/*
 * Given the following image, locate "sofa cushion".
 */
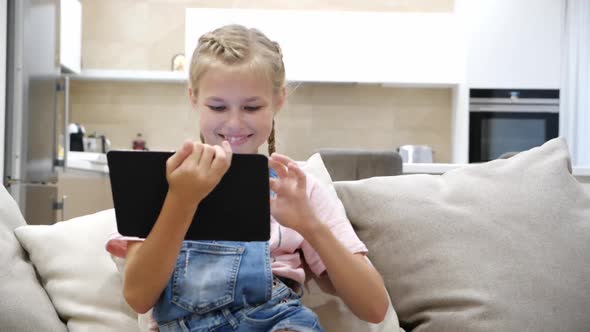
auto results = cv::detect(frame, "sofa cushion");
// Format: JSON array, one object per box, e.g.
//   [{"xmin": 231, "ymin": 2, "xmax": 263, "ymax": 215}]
[
  {"xmin": 14, "ymin": 209, "xmax": 138, "ymax": 332},
  {"xmin": 334, "ymin": 137, "xmax": 590, "ymax": 332},
  {"xmin": 0, "ymin": 185, "xmax": 67, "ymax": 331},
  {"xmin": 300, "ymin": 153, "xmax": 402, "ymax": 332}
]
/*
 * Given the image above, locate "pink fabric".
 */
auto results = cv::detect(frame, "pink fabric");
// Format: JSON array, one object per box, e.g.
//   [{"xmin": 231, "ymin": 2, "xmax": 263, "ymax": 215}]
[{"xmin": 105, "ymin": 172, "xmax": 368, "ymax": 286}]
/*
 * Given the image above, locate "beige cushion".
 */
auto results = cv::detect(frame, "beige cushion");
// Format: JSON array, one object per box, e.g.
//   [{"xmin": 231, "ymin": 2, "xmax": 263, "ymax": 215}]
[
  {"xmin": 0, "ymin": 185, "xmax": 67, "ymax": 331},
  {"xmin": 300, "ymin": 153, "xmax": 402, "ymax": 332},
  {"xmin": 334, "ymin": 137, "xmax": 590, "ymax": 331},
  {"xmin": 14, "ymin": 209, "xmax": 139, "ymax": 332}
]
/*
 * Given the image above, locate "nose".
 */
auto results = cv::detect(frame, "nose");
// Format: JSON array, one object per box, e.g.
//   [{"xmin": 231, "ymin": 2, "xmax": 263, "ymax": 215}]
[{"xmin": 225, "ymin": 109, "xmax": 244, "ymax": 130}]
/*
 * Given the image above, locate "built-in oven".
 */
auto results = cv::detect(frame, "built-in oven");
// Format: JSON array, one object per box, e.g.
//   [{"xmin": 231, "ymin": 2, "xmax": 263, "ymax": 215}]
[{"xmin": 469, "ymin": 89, "xmax": 559, "ymax": 163}]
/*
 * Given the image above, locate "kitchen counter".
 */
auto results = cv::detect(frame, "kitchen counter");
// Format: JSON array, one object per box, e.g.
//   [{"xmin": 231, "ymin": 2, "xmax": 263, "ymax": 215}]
[{"xmin": 65, "ymin": 151, "xmax": 108, "ymax": 174}]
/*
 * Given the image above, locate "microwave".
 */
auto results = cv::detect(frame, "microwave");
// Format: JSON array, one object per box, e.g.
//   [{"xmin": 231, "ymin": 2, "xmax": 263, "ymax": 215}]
[{"xmin": 469, "ymin": 89, "xmax": 559, "ymax": 163}]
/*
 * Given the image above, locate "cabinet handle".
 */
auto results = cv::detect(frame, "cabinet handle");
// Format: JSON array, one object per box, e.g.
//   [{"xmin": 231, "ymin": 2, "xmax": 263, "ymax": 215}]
[
  {"xmin": 64, "ymin": 76, "xmax": 70, "ymax": 171},
  {"xmin": 52, "ymin": 195, "xmax": 67, "ymax": 221},
  {"xmin": 61, "ymin": 195, "xmax": 67, "ymax": 221}
]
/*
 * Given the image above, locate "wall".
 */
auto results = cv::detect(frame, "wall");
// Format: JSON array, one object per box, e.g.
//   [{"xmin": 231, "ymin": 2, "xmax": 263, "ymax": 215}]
[{"xmin": 74, "ymin": 0, "xmax": 454, "ymax": 162}]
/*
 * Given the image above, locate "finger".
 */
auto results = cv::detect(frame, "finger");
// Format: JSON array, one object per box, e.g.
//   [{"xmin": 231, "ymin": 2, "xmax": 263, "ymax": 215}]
[
  {"xmin": 210, "ymin": 144, "xmax": 230, "ymax": 175},
  {"xmin": 166, "ymin": 140, "xmax": 193, "ymax": 171},
  {"xmin": 186, "ymin": 142, "xmax": 204, "ymax": 165},
  {"xmin": 269, "ymin": 177, "xmax": 283, "ymax": 195},
  {"xmin": 288, "ymin": 162, "xmax": 307, "ymax": 190},
  {"xmin": 269, "ymin": 196, "xmax": 277, "ymax": 217},
  {"xmin": 199, "ymin": 145, "xmax": 216, "ymax": 168},
  {"xmin": 269, "ymin": 159, "xmax": 288, "ymax": 179},
  {"xmin": 270, "ymin": 153, "xmax": 296, "ymax": 167},
  {"xmin": 222, "ymin": 141, "xmax": 233, "ymax": 165}
]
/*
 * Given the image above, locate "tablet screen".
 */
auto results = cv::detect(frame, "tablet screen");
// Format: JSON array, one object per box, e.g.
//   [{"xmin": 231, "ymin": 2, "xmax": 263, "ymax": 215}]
[{"xmin": 107, "ymin": 151, "xmax": 270, "ymax": 241}]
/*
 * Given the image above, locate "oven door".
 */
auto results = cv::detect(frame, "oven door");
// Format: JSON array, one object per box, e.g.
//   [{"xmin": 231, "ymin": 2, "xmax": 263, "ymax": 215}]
[{"xmin": 469, "ymin": 112, "xmax": 559, "ymax": 163}]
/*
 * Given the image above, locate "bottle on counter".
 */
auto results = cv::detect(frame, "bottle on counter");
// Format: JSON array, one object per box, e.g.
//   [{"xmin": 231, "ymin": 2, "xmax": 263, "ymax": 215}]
[{"xmin": 132, "ymin": 133, "xmax": 148, "ymax": 151}]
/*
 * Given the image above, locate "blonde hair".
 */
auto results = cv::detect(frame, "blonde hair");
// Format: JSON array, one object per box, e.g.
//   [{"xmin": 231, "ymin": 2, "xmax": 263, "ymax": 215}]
[{"xmin": 190, "ymin": 24, "xmax": 286, "ymax": 155}]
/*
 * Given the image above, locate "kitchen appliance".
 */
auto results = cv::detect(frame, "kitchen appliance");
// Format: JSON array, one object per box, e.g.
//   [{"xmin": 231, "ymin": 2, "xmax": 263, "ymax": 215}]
[
  {"xmin": 84, "ymin": 133, "xmax": 111, "ymax": 153},
  {"xmin": 68, "ymin": 123, "xmax": 85, "ymax": 151},
  {"xmin": 397, "ymin": 145, "xmax": 434, "ymax": 163},
  {"xmin": 4, "ymin": 0, "xmax": 63, "ymax": 224},
  {"xmin": 469, "ymin": 89, "xmax": 559, "ymax": 163}
]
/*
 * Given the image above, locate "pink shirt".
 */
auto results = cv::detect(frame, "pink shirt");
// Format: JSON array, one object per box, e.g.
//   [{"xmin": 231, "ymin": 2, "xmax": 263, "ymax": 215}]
[{"xmin": 105, "ymin": 172, "xmax": 368, "ymax": 286}]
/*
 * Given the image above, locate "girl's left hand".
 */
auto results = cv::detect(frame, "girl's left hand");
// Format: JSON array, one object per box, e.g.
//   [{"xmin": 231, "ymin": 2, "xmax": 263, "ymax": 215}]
[{"xmin": 268, "ymin": 153, "xmax": 318, "ymax": 234}]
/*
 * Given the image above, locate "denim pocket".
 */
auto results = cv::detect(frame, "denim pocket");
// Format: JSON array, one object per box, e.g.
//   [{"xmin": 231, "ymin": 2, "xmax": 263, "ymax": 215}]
[{"xmin": 171, "ymin": 242, "xmax": 244, "ymax": 314}]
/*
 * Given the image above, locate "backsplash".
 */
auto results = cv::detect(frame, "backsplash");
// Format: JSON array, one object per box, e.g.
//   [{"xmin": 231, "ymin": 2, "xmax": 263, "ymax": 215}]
[{"xmin": 69, "ymin": 81, "xmax": 452, "ymax": 162}]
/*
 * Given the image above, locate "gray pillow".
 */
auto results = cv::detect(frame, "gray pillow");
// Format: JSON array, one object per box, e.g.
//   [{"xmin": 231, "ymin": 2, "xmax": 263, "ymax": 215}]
[
  {"xmin": 335, "ymin": 138, "xmax": 590, "ymax": 332},
  {"xmin": 0, "ymin": 185, "xmax": 67, "ymax": 331}
]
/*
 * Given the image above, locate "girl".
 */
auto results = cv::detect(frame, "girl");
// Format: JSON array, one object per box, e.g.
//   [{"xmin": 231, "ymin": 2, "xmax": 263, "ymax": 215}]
[{"xmin": 107, "ymin": 24, "xmax": 389, "ymax": 332}]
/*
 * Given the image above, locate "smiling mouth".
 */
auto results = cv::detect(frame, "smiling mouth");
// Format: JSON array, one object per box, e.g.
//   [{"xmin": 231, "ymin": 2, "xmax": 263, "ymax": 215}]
[{"xmin": 218, "ymin": 134, "xmax": 254, "ymax": 145}]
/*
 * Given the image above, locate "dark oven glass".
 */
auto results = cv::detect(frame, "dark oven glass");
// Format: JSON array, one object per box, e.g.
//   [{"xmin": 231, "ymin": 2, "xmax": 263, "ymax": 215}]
[{"xmin": 469, "ymin": 112, "xmax": 559, "ymax": 162}]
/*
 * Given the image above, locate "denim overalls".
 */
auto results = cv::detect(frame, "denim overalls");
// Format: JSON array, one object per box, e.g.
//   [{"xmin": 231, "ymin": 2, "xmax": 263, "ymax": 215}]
[{"xmin": 152, "ymin": 169, "xmax": 325, "ymax": 332}]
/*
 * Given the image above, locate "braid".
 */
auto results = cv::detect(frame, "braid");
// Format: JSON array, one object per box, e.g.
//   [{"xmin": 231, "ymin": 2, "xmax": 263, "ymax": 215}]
[
  {"xmin": 272, "ymin": 41, "xmax": 283, "ymax": 59},
  {"xmin": 268, "ymin": 119, "xmax": 276, "ymax": 155},
  {"xmin": 197, "ymin": 32, "xmax": 246, "ymax": 64}
]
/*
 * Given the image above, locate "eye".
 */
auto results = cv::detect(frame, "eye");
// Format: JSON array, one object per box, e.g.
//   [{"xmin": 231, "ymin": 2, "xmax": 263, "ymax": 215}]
[
  {"xmin": 207, "ymin": 105, "xmax": 226, "ymax": 112},
  {"xmin": 244, "ymin": 106, "xmax": 262, "ymax": 112}
]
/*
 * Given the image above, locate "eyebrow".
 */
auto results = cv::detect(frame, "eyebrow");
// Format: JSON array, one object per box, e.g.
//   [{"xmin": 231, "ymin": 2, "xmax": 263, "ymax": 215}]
[{"xmin": 206, "ymin": 96, "xmax": 264, "ymax": 103}]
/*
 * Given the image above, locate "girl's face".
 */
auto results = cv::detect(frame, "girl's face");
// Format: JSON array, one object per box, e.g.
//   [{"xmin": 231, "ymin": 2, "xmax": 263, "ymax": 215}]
[{"xmin": 190, "ymin": 66, "xmax": 284, "ymax": 154}]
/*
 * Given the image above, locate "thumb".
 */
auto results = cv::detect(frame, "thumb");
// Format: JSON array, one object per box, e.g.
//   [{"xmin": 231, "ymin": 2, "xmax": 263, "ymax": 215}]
[
  {"xmin": 166, "ymin": 140, "xmax": 193, "ymax": 172},
  {"xmin": 221, "ymin": 140, "xmax": 233, "ymax": 164}
]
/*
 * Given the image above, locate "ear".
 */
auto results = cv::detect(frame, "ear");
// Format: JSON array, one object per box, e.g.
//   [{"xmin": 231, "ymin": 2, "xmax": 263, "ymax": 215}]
[
  {"xmin": 188, "ymin": 86, "xmax": 198, "ymax": 108},
  {"xmin": 274, "ymin": 87, "xmax": 286, "ymax": 113}
]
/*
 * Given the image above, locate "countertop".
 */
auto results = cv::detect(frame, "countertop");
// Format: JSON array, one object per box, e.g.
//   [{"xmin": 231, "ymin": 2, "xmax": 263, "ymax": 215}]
[{"xmin": 65, "ymin": 151, "xmax": 109, "ymax": 174}]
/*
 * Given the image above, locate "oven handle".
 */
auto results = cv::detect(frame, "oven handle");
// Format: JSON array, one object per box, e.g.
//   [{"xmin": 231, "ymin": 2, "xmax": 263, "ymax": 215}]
[{"xmin": 469, "ymin": 105, "xmax": 559, "ymax": 113}]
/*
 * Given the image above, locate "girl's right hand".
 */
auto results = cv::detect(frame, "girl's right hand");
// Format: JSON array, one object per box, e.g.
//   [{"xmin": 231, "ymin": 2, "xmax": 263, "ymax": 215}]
[{"xmin": 165, "ymin": 140, "xmax": 233, "ymax": 206}]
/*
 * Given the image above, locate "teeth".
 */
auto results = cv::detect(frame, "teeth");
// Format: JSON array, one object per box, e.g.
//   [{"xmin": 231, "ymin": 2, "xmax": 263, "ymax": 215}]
[{"xmin": 225, "ymin": 136, "xmax": 247, "ymax": 143}]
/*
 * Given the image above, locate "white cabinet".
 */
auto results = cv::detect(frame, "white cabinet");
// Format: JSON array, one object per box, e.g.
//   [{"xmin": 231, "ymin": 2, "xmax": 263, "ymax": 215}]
[
  {"xmin": 60, "ymin": 0, "xmax": 81, "ymax": 73},
  {"xmin": 457, "ymin": 0, "xmax": 564, "ymax": 89},
  {"xmin": 185, "ymin": 9, "xmax": 463, "ymax": 86}
]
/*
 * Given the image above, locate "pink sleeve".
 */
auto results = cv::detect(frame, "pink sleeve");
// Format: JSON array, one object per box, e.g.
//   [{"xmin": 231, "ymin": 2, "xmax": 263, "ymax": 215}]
[
  {"xmin": 105, "ymin": 232, "xmax": 145, "ymax": 258},
  {"xmin": 300, "ymin": 175, "xmax": 368, "ymax": 277}
]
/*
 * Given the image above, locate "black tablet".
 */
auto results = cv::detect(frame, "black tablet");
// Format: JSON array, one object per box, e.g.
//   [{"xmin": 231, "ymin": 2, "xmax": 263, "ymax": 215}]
[{"xmin": 107, "ymin": 150, "xmax": 270, "ymax": 241}]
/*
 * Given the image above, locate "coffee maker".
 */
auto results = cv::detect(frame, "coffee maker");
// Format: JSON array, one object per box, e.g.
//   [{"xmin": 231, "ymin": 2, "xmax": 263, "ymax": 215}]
[{"xmin": 68, "ymin": 123, "xmax": 85, "ymax": 151}]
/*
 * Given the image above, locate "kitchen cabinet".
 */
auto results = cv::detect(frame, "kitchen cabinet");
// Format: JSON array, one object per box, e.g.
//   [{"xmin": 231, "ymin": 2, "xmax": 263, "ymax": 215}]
[
  {"xmin": 56, "ymin": 167, "xmax": 113, "ymax": 222},
  {"xmin": 185, "ymin": 8, "xmax": 463, "ymax": 86},
  {"xmin": 59, "ymin": 0, "xmax": 81, "ymax": 73},
  {"xmin": 457, "ymin": 0, "xmax": 564, "ymax": 89}
]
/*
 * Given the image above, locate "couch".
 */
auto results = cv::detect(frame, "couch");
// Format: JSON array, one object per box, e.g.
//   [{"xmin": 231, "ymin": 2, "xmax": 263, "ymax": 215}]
[{"xmin": 2, "ymin": 137, "xmax": 589, "ymax": 331}]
